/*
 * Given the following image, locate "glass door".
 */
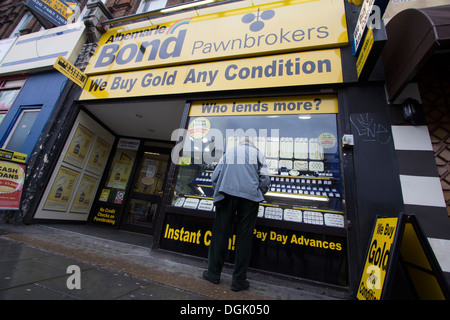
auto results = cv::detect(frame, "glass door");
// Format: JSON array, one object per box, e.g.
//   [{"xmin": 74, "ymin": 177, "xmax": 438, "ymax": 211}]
[{"xmin": 121, "ymin": 146, "xmax": 170, "ymax": 234}]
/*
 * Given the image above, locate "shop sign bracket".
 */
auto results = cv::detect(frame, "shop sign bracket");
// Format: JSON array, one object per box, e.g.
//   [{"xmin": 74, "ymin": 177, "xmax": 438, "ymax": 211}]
[
  {"xmin": 351, "ymin": 0, "xmax": 389, "ymax": 56},
  {"xmin": 355, "ymin": 21, "xmax": 387, "ymax": 81}
]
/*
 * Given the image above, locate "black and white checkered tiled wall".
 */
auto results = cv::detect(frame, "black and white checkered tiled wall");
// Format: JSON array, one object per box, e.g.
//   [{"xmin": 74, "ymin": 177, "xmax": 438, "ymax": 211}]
[{"xmin": 391, "ymin": 84, "xmax": 450, "ymax": 282}]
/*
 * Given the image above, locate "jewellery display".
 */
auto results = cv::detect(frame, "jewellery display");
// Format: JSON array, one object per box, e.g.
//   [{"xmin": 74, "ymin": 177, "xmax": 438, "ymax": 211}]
[{"xmin": 171, "ymin": 112, "xmax": 344, "ymax": 228}]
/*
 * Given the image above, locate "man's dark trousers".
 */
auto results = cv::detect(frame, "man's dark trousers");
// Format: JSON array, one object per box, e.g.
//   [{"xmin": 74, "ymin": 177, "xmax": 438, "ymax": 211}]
[{"xmin": 207, "ymin": 194, "xmax": 259, "ymax": 285}]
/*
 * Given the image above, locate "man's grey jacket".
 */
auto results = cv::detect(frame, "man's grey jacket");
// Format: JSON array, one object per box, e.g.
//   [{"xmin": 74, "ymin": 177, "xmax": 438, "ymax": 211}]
[{"xmin": 211, "ymin": 141, "xmax": 270, "ymax": 204}]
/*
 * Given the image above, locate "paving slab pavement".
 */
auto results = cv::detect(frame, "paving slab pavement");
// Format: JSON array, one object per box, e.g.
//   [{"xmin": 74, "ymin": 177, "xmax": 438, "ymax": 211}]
[
  {"xmin": 0, "ymin": 223, "xmax": 349, "ymax": 301},
  {"xmin": 0, "ymin": 236, "xmax": 208, "ymax": 300}
]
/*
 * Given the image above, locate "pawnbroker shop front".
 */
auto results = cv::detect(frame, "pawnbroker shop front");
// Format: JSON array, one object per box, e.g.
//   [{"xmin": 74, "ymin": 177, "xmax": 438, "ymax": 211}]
[{"xmin": 30, "ymin": 0, "xmax": 410, "ymax": 295}]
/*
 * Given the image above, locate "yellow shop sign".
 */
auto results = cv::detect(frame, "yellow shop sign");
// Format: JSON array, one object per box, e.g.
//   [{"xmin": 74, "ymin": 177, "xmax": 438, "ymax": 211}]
[
  {"xmin": 84, "ymin": 0, "xmax": 347, "ymax": 75},
  {"xmin": 80, "ymin": 49, "xmax": 342, "ymax": 100},
  {"xmin": 189, "ymin": 95, "xmax": 338, "ymax": 116}
]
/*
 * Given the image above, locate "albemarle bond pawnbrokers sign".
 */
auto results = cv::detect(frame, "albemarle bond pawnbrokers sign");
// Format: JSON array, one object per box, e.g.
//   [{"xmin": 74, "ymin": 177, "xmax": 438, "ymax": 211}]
[{"xmin": 84, "ymin": 0, "xmax": 348, "ymax": 75}]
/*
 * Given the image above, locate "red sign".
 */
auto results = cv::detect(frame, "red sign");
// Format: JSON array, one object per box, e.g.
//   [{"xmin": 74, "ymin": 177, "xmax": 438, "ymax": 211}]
[
  {"xmin": 0, "ymin": 161, "xmax": 26, "ymax": 210},
  {"xmin": 114, "ymin": 191, "xmax": 125, "ymax": 204}
]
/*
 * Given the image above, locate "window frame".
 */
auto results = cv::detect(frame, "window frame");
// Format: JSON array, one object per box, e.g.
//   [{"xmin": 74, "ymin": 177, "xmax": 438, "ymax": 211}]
[
  {"xmin": 9, "ymin": 12, "xmax": 34, "ymax": 38},
  {"xmin": 136, "ymin": 0, "xmax": 168, "ymax": 14},
  {"xmin": 2, "ymin": 106, "xmax": 41, "ymax": 152},
  {"xmin": 0, "ymin": 76, "xmax": 27, "ymax": 120}
]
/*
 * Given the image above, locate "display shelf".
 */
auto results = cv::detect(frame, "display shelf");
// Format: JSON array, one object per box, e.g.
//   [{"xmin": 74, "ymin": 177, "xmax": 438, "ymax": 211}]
[
  {"xmin": 170, "ymin": 112, "xmax": 346, "ymax": 233},
  {"xmin": 165, "ymin": 205, "xmax": 347, "ymax": 237}
]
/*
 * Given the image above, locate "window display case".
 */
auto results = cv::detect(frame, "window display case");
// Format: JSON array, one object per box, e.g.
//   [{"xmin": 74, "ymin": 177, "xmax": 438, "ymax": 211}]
[{"xmin": 170, "ymin": 96, "xmax": 345, "ymax": 229}]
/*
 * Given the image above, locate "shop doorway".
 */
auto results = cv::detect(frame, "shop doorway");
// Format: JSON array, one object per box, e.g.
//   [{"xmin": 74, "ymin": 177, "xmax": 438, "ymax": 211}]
[
  {"xmin": 83, "ymin": 99, "xmax": 186, "ymax": 234},
  {"xmin": 120, "ymin": 144, "xmax": 171, "ymax": 234}
]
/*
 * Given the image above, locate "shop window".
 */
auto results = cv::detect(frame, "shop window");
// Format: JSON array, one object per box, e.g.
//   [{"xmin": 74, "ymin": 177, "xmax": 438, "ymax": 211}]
[
  {"xmin": 0, "ymin": 113, "xmax": 6, "ymax": 126},
  {"xmin": 100, "ymin": 141, "xmax": 138, "ymax": 203},
  {"xmin": 171, "ymin": 97, "xmax": 344, "ymax": 228},
  {"xmin": 0, "ymin": 78, "xmax": 27, "ymax": 115},
  {"xmin": 0, "ymin": 91, "xmax": 19, "ymax": 112},
  {"xmin": 136, "ymin": 0, "xmax": 168, "ymax": 13},
  {"xmin": 34, "ymin": 111, "xmax": 115, "ymax": 222},
  {"xmin": 3, "ymin": 108, "xmax": 40, "ymax": 152},
  {"xmin": 123, "ymin": 148, "xmax": 171, "ymax": 229},
  {"xmin": 9, "ymin": 12, "xmax": 34, "ymax": 38}
]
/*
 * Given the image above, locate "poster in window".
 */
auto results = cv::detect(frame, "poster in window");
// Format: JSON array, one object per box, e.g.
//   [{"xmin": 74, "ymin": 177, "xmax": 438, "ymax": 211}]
[
  {"xmin": 70, "ymin": 174, "xmax": 98, "ymax": 214},
  {"xmin": 106, "ymin": 160, "xmax": 133, "ymax": 189},
  {"xmin": 86, "ymin": 137, "xmax": 111, "ymax": 175},
  {"xmin": 0, "ymin": 160, "xmax": 26, "ymax": 210},
  {"xmin": 64, "ymin": 124, "xmax": 94, "ymax": 168},
  {"xmin": 0, "ymin": 89, "xmax": 21, "ymax": 111},
  {"xmin": 43, "ymin": 166, "xmax": 79, "ymax": 211}
]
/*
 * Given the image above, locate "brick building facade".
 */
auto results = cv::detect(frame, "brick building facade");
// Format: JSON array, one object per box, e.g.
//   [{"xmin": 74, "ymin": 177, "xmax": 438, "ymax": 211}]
[{"xmin": 0, "ymin": 0, "xmax": 193, "ymax": 40}]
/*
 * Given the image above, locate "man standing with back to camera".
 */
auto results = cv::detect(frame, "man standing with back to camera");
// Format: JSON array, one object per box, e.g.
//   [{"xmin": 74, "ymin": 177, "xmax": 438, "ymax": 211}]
[{"xmin": 203, "ymin": 137, "xmax": 270, "ymax": 291}]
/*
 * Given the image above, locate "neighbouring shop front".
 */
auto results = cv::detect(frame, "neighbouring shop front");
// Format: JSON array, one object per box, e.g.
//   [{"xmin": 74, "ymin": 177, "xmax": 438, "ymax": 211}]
[
  {"xmin": 0, "ymin": 21, "xmax": 87, "ymax": 222},
  {"xmin": 24, "ymin": 0, "xmax": 450, "ymax": 294},
  {"xmin": 0, "ymin": 22, "xmax": 86, "ymax": 157}
]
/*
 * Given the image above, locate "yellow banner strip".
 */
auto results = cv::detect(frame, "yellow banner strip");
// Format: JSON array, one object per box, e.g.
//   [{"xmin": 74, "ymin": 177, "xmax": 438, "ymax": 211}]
[{"xmin": 81, "ymin": 49, "xmax": 342, "ymax": 100}]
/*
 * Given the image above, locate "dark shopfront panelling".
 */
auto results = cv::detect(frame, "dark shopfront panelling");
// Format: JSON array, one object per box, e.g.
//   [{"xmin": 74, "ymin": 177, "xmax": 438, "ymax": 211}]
[
  {"xmin": 344, "ymin": 85, "xmax": 404, "ymax": 245},
  {"xmin": 340, "ymin": 84, "xmax": 404, "ymax": 289},
  {"xmin": 160, "ymin": 210, "xmax": 347, "ymax": 286}
]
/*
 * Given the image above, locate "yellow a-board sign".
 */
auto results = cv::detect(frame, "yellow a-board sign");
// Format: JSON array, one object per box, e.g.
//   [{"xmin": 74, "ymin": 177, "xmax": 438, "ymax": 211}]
[
  {"xmin": 357, "ymin": 214, "xmax": 450, "ymax": 300},
  {"xmin": 357, "ymin": 217, "xmax": 398, "ymax": 300},
  {"xmin": 399, "ymin": 216, "xmax": 449, "ymax": 300}
]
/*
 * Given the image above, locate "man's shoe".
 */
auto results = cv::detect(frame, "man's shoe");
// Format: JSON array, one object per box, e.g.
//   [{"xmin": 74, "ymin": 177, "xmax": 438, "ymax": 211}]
[
  {"xmin": 231, "ymin": 280, "xmax": 250, "ymax": 292},
  {"xmin": 203, "ymin": 270, "xmax": 219, "ymax": 284}
]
